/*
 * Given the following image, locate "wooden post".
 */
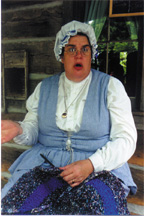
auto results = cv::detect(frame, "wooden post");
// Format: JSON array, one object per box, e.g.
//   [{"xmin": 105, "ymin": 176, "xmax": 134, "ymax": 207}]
[
  {"xmin": 135, "ymin": 16, "xmax": 144, "ymax": 111},
  {"xmin": 140, "ymin": 39, "xmax": 144, "ymax": 111}
]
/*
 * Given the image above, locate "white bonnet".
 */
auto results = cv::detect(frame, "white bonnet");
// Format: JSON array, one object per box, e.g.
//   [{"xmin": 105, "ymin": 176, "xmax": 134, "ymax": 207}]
[{"xmin": 54, "ymin": 20, "xmax": 98, "ymax": 62}]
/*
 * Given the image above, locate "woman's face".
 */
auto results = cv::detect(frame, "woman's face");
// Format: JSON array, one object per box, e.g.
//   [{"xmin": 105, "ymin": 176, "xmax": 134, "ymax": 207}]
[{"xmin": 61, "ymin": 35, "xmax": 91, "ymax": 82}]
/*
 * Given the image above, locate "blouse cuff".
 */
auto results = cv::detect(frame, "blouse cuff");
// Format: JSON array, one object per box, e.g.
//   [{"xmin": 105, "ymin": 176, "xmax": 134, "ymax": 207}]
[
  {"xmin": 13, "ymin": 121, "xmax": 32, "ymax": 145},
  {"xmin": 89, "ymin": 151, "xmax": 104, "ymax": 172}
]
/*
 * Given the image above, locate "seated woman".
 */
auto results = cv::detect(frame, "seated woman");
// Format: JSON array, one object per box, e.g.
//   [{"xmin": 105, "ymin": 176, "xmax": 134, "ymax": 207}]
[{"xmin": 1, "ymin": 20, "xmax": 137, "ymax": 215}]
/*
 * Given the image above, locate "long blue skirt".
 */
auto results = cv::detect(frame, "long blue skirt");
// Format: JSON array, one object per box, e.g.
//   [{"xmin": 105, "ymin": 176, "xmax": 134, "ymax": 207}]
[{"xmin": 1, "ymin": 167, "xmax": 130, "ymax": 215}]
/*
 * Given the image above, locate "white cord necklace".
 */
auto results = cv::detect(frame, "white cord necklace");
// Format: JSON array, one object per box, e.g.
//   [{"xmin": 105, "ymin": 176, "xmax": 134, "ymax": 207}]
[{"xmin": 62, "ymin": 78, "xmax": 89, "ymax": 118}]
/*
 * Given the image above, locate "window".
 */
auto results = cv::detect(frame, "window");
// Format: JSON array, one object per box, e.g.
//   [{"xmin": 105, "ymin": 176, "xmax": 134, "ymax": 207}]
[{"xmin": 90, "ymin": 16, "xmax": 139, "ymax": 98}]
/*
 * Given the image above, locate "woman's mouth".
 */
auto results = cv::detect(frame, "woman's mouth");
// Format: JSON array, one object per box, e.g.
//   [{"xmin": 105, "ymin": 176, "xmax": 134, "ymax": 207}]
[{"xmin": 74, "ymin": 63, "xmax": 83, "ymax": 70}]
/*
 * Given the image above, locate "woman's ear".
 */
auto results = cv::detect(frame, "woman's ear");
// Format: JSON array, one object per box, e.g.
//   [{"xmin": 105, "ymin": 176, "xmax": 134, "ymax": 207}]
[{"xmin": 61, "ymin": 56, "xmax": 64, "ymax": 64}]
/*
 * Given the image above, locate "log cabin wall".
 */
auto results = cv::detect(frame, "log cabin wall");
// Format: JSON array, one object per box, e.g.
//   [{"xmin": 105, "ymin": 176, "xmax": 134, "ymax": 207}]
[
  {"xmin": 2, "ymin": 0, "xmax": 74, "ymax": 115},
  {"xmin": 1, "ymin": 0, "xmax": 74, "ymax": 193}
]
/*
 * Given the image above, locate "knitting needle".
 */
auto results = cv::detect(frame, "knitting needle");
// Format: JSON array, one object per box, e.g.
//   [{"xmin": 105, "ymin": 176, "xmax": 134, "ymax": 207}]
[{"xmin": 40, "ymin": 154, "xmax": 55, "ymax": 168}]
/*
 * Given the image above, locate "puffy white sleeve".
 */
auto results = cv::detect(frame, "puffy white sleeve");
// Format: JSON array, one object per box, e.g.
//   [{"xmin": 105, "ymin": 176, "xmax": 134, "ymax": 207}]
[
  {"xmin": 13, "ymin": 82, "xmax": 42, "ymax": 146},
  {"xmin": 89, "ymin": 77, "xmax": 137, "ymax": 172}
]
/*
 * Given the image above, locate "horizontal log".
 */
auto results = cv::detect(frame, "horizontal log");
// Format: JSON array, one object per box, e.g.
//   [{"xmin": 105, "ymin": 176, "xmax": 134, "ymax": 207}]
[
  {"xmin": 2, "ymin": 1, "xmax": 63, "ymax": 13},
  {"xmin": 2, "ymin": 113, "xmax": 26, "ymax": 121},
  {"xmin": 2, "ymin": 145, "xmax": 31, "ymax": 172},
  {"xmin": 2, "ymin": 3, "xmax": 63, "ymax": 39},
  {"xmin": 29, "ymin": 73, "xmax": 51, "ymax": 80},
  {"xmin": 3, "ymin": 50, "xmax": 28, "ymax": 67},
  {"xmin": 2, "ymin": 37, "xmax": 55, "ymax": 44},
  {"xmin": 2, "ymin": 99, "xmax": 27, "ymax": 113},
  {"xmin": 2, "ymin": 40, "xmax": 62, "ymax": 75}
]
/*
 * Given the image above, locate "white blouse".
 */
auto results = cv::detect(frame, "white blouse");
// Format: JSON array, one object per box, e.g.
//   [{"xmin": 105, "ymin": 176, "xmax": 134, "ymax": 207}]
[
  {"xmin": 14, "ymin": 71, "xmax": 137, "ymax": 172},
  {"xmin": 56, "ymin": 72, "xmax": 92, "ymax": 132}
]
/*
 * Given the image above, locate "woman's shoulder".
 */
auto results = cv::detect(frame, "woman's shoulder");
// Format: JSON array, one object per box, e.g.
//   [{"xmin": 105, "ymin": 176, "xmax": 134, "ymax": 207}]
[
  {"xmin": 91, "ymin": 68, "xmax": 111, "ymax": 86},
  {"xmin": 42, "ymin": 72, "xmax": 62, "ymax": 84},
  {"xmin": 91, "ymin": 68, "xmax": 110, "ymax": 78}
]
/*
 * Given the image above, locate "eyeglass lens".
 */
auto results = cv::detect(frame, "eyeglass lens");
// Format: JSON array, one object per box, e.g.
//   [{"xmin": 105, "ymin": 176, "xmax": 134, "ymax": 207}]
[{"xmin": 65, "ymin": 45, "xmax": 91, "ymax": 56}]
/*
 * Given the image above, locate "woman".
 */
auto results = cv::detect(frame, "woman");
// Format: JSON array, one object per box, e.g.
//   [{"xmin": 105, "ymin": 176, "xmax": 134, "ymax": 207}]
[{"xmin": 1, "ymin": 21, "xmax": 137, "ymax": 215}]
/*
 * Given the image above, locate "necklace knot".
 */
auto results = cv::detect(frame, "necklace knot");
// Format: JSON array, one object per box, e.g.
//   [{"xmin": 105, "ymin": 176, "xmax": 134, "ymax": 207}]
[{"xmin": 66, "ymin": 138, "xmax": 72, "ymax": 151}]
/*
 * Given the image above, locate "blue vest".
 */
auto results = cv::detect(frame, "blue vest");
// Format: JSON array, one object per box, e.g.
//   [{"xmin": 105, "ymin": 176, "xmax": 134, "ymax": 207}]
[
  {"xmin": 9, "ymin": 69, "xmax": 136, "ymax": 194},
  {"xmin": 38, "ymin": 70, "xmax": 111, "ymax": 160}
]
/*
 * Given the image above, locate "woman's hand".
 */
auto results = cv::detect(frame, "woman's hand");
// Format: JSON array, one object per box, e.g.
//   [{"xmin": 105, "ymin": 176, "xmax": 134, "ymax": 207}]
[
  {"xmin": 1, "ymin": 120, "xmax": 23, "ymax": 144},
  {"xmin": 59, "ymin": 159, "xmax": 94, "ymax": 187}
]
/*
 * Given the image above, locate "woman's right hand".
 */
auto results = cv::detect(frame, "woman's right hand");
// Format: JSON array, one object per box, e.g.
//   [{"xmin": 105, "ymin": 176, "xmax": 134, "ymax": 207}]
[{"xmin": 1, "ymin": 120, "xmax": 23, "ymax": 144}]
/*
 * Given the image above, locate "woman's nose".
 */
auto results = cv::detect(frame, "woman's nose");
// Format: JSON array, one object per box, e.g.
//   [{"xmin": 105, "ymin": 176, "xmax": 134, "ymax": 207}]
[{"xmin": 75, "ymin": 50, "xmax": 82, "ymax": 57}]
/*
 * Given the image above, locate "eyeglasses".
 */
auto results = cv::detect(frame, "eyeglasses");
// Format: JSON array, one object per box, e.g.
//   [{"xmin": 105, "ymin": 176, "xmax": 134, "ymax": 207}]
[{"xmin": 64, "ymin": 45, "xmax": 91, "ymax": 57}]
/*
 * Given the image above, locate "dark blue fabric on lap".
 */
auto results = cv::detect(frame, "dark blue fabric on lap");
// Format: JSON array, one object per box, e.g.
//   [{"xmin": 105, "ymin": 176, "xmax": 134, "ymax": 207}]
[
  {"xmin": 18, "ymin": 177, "xmax": 66, "ymax": 213},
  {"xmin": 1, "ymin": 167, "xmax": 130, "ymax": 215},
  {"xmin": 86, "ymin": 179, "xmax": 118, "ymax": 215}
]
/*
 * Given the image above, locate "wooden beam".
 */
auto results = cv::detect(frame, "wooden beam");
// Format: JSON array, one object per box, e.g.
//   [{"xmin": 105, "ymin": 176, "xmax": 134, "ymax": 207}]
[{"xmin": 2, "ymin": 0, "xmax": 63, "ymax": 13}]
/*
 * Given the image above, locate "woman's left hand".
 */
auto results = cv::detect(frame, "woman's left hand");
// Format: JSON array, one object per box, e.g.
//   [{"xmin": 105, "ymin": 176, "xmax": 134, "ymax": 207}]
[{"xmin": 59, "ymin": 159, "xmax": 94, "ymax": 187}]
